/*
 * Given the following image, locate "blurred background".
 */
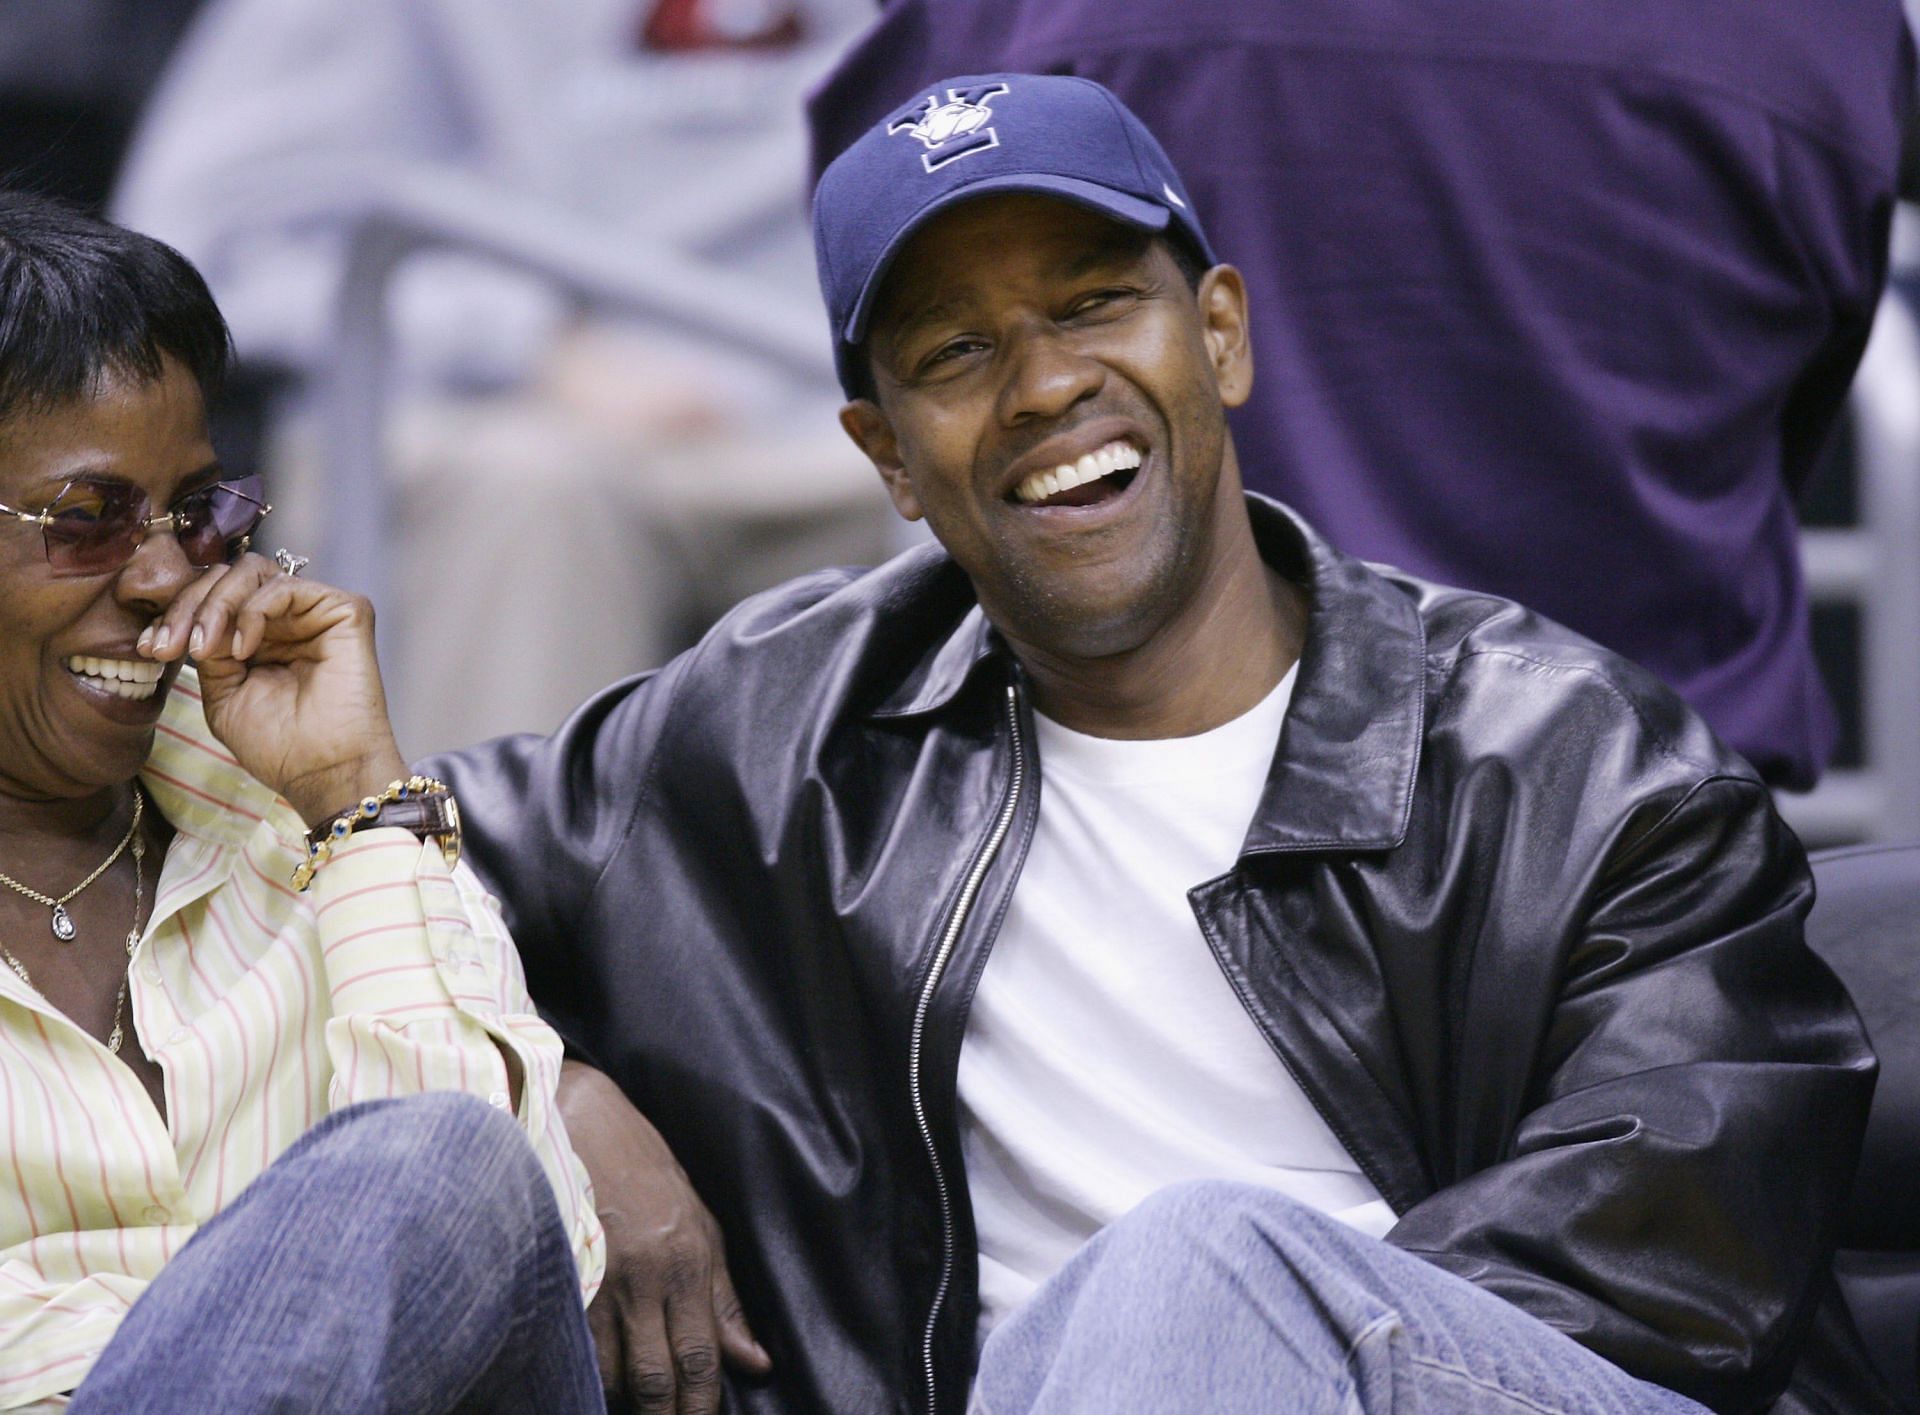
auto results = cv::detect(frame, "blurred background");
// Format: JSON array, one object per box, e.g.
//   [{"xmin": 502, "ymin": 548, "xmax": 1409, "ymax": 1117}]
[{"xmin": 3, "ymin": 0, "xmax": 1917, "ymax": 847}]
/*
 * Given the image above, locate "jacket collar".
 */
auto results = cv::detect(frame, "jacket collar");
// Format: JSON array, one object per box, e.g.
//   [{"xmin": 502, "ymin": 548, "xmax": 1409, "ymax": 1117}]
[
  {"xmin": 870, "ymin": 495, "xmax": 1426, "ymax": 853},
  {"xmin": 869, "ymin": 566, "xmax": 1001, "ymax": 720},
  {"xmin": 1241, "ymin": 495, "xmax": 1425, "ymax": 854}
]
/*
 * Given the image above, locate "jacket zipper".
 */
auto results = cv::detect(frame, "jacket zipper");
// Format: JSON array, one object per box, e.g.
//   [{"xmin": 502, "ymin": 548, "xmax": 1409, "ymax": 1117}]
[{"xmin": 909, "ymin": 683, "xmax": 1026, "ymax": 1415}]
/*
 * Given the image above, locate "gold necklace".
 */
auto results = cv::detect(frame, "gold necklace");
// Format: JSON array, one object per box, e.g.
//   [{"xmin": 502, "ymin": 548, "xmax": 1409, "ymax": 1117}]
[
  {"xmin": 0, "ymin": 787, "xmax": 144, "ymax": 941},
  {"xmin": 0, "ymin": 795, "xmax": 145, "ymax": 1055}
]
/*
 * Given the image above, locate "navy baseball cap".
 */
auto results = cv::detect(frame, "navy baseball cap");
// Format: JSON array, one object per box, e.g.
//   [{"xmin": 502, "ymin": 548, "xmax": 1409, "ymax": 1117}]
[{"xmin": 813, "ymin": 73, "xmax": 1217, "ymax": 397}]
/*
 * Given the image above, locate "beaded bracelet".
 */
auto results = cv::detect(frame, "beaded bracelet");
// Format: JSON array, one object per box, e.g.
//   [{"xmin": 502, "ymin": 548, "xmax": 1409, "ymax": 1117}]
[{"xmin": 290, "ymin": 775, "xmax": 458, "ymax": 891}]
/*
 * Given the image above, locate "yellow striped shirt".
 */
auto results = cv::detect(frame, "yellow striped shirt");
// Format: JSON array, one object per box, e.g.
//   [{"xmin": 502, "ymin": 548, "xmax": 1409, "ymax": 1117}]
[{"xmin": 0, "ymin": 672, "xmax": 603, "ymax": 1409}]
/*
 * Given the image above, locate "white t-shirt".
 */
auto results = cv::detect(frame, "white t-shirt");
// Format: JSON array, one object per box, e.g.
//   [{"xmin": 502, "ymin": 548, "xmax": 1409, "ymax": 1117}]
[{"xmin": 957, "ymin": 664, "xmax": 1396, "ymax": 1337}]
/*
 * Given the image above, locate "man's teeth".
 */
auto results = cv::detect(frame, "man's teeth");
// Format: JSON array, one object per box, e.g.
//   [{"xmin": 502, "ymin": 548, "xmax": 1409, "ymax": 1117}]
[
  {"xmin": 1012, "ymin": 440, "xmax": 1143, "ymax": 505},
  {"xmin": 64, "ymin": 656, "xmax": 163, "ymax": 700}
]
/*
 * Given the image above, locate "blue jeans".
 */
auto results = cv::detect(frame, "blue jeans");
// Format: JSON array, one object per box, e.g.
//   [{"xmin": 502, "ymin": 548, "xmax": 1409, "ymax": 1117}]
[
  {"xmin": 70, "ymin": 1093, "xmax": 603, "ymax": 1414},
  {"xmin": 971, "ymin": 1181, "xmax": 1712, "ymax": 1414}
]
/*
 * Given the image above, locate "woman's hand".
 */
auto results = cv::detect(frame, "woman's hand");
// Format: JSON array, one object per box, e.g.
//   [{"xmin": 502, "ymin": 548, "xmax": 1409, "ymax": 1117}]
[{"xmin": 139, "ymin": 553, "xmax": 407, "ymax": 825}]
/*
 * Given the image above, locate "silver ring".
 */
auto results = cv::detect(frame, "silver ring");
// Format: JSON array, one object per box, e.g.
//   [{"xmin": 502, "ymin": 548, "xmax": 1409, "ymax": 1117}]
[{"xmin": 273, "ymin": 548, "xmax": 311, "ymax": 577}]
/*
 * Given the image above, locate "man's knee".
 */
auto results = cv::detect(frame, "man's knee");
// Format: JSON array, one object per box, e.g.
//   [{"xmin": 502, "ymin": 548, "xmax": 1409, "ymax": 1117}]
[
  {"xmin": 1087, "ymin": 1180, "xmax": 1384, "ymax": 1301},
  {"xmin": 1116, "ymin": 1179, "xmax": 1321, "ymax": 1249}
]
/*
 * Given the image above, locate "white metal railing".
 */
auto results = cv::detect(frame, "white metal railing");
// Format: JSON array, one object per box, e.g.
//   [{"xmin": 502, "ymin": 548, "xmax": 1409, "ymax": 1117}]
[
  {"xmin": 1781, "ymin": 288, "xmax": 1920, "ymax": 845},
  {"xmin": 316, "ymin": 165, "xmax": 835, "ymax": 610}
]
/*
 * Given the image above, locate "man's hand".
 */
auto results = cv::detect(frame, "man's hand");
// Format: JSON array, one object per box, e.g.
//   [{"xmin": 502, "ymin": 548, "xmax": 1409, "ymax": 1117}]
[{"xmin": 559, "ymin": 1061, "xmax": 771, "ymax": 1414}]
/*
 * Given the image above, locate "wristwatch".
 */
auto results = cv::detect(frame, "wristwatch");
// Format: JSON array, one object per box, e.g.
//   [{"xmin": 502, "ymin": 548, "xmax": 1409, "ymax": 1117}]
[
  {"xmin": 342, "ymin": 789, "xmax": 462, "ymax": 870},
  {"xmin": 293, "ymin": 777, "xmax": 462, "ymax": 890}
]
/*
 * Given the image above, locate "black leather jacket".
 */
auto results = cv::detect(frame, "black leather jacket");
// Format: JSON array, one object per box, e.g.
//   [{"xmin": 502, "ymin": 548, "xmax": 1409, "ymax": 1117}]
[{"xmin": 434, "ymin": 498, "xmax": 1877, "ymax": 1415}]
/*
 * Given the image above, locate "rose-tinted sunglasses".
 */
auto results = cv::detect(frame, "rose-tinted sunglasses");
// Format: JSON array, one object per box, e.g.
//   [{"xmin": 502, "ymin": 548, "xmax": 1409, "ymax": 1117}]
[{"xmin": 0, "ymin": 474, "xmax": 271, "ymax": 577}]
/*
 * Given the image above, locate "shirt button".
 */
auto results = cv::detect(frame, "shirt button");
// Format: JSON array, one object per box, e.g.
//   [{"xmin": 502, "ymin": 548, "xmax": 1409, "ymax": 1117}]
[
  {"xmin": 167, "ymin": 1029, "xmax": 188, "ymax": 1046},
  {"xmin": 143, "ymin": 1204, "xmax": 171, "ymax": 1224},
  {"xmin": 140, "ymin": 960, "xmax": 161, "ymax": 984},
  {"xmin": 487, "ymin": 1090, "xmax": 510, "ymax": 1110}
]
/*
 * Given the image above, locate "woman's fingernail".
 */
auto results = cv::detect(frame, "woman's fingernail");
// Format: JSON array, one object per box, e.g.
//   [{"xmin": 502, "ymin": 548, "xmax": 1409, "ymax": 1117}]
[
  {"xmin": 232, "ymin": 630, "xmax": 245, "ymax": 657},
  {"xmin": 189, "ymin": 626, "xmax": 205, "ymax": 657},
  {"xmin": 153, "ymin": 625, "xmax": 172, "ymax": 654},
  {"xmin": 136, "ymin": 627, "xmax": 152, "ymax": 653}
]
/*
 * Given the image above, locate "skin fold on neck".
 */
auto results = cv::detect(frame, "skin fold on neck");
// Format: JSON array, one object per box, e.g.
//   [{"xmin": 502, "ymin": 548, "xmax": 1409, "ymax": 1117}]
[
  {"xmin": 1005, "ymin": 444, "xmax": 1307, "ymax": 741},
  {"xmin": 0, "ymin": 781, "xmax": 139, "ymax": 855}
]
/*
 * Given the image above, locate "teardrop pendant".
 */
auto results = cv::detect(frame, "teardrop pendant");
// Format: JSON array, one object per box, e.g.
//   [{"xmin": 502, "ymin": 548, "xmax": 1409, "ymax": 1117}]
[{"xmin": 50, "ymin": 904, "xmax": 75, "ymax": 941}]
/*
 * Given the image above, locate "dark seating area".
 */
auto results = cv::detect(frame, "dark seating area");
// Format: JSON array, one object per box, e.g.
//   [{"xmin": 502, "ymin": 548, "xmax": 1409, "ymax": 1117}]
[{"xmin": 1808, "ymin": 842, "xmax": 1920, "ymax": 1406}]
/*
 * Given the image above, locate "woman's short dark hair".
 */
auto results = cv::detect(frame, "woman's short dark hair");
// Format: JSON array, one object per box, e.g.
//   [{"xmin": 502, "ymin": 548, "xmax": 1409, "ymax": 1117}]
[{"xmin": 0, "ymin": 191, "xmax": 232, "ymax": 422}]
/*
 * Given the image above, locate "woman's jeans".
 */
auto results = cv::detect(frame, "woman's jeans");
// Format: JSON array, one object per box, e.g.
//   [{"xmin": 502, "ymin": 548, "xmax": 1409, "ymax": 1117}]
[{"xmin": 69, "ymin": 1092, "xmax": 602, "ymax": 1414}]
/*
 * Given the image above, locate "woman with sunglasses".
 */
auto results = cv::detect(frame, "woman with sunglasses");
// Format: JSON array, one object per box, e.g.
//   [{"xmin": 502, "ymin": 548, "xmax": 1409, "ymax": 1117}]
[{"xmin": 0, "ymin": 193, "xmax": 606, "ymax": 1410}]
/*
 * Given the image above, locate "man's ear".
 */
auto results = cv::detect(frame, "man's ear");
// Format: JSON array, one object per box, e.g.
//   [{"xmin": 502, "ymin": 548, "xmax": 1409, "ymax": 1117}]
[
  {"xmin": 841, "ymin": 399, "xmax": 924, "ymax": 521},
  {"xmin": 1196, "ymin": 264, "xmax": 1253, "ymax": 409}
]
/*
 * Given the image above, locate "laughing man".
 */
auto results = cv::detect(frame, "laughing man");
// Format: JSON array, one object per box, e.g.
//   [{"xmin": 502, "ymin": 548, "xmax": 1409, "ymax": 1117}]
[{"xmin": 436, "ymin": 76, "xmax": 1879, "ymax": 1414}]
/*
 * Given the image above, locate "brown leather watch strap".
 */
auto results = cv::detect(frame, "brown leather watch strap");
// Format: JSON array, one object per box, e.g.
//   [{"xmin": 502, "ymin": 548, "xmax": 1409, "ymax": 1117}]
[
  {"xmin": 353, "ymin": 793, "xmax": 458, "ymax": 841},
  {"xmin": 304, "ymin": 788, "xmax": 462, "ymax": 868}
]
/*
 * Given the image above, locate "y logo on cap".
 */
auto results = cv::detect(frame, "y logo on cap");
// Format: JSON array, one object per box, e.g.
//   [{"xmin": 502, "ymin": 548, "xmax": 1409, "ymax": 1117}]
[{"xmin": 888, "ymin": 83, "xmax": 1010, "ymax": 173}]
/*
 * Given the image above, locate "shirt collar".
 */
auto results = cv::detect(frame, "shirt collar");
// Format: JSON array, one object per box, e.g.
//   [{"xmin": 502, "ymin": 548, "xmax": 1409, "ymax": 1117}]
[{"xmin": 139, "ymin": 668, "xmax": 308, "ymax": 851}]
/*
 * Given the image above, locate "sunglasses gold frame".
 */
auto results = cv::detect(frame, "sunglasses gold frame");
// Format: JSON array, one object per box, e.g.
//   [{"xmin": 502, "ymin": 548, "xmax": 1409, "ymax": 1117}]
[{"xmin": 0, "ymin": 477, "xmax": 272, "ymax": 575}]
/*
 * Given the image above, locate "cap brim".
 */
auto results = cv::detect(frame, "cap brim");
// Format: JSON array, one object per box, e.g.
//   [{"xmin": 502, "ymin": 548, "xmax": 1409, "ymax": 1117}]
[{"xmin": 842, "ymin": 175, "xmax": 1173, "ymax": 345}]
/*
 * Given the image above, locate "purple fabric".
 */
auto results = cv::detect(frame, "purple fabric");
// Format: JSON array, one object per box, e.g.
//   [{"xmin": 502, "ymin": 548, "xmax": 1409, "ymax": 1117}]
[{"xmin": 808, "ymin": 0, "xmax": 1914, "ymax": 789}]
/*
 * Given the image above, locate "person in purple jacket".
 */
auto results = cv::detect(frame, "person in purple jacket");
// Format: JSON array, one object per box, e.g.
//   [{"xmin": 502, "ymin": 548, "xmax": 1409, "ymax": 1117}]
[{"xmin": 808, "ymin": 0, "xmax": 1915, "ymax": 790}]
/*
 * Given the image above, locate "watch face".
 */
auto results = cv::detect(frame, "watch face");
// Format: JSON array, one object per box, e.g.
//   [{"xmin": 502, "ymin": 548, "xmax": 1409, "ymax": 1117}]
[{"xmin": 438, "ymin": 793, "xmax": 463, "ymax": 870}]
